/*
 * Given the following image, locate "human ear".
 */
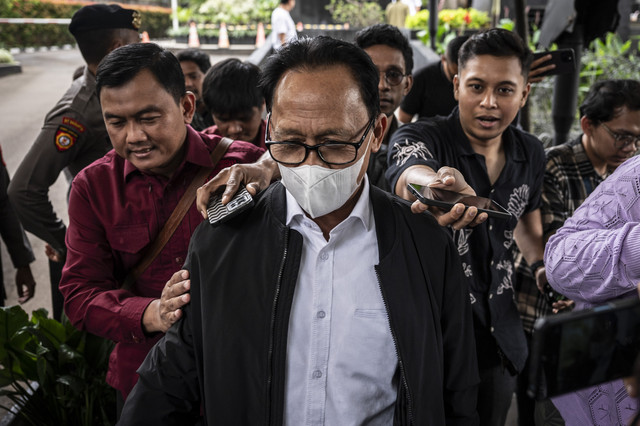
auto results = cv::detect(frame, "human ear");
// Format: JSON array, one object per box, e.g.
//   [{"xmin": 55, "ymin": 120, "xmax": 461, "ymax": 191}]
[
  {"xmin": 580, "ymin": 116, "xmax": 594, "ymax": 136},
  {"xmin": 181, "ymin": 92, "xmax": 197, "ymax": 124},
  {"xmin": 520, "ymin": 82, "xmax": 531, "ymax": 108},
  {"xmin": 453, "ymin": 75, "xmax": 460, "ymax": 101},
  {"xmin": 403, "ymin": 74, "xmax": 414, "ymax": 96},
  {"xmin": 370, "ymin": 113, "xmax": 387, "ymax": 153}
]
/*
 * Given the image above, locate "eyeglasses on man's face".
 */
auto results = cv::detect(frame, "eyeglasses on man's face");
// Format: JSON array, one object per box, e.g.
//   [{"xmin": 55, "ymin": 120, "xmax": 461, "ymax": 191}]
[
  {"xmin": 380, "ymin": 68, "xmax": 407, "ymax": 86},
  {"xmin": 601, "ymin": 123, "xmax": 640, "ymax": 150},
  {"xmin": 265, "ymin": 113, "xmax": 375, "ymax": 166}
]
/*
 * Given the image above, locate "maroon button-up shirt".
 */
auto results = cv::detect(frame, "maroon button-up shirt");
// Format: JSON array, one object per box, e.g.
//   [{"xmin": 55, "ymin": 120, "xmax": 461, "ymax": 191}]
[{"xmin": 60, "ymin": 126, "xmax": 264, "ymax": 397}]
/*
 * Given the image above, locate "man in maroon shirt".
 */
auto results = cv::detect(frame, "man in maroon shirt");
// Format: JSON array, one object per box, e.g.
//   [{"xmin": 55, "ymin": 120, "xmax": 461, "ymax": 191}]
[{"xmin": 59, "ymin": 43, "xmax": 263, "ymax": 406}]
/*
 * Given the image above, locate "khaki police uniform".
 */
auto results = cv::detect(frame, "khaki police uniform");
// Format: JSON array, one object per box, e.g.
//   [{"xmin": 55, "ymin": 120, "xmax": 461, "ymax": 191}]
[{"xmin": 9, "ymin": 66, "xmax": 109, "ymax": 256}]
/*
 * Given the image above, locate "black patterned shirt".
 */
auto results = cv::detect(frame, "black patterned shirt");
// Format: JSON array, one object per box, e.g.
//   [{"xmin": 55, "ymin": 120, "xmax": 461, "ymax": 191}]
[
  {"xmin": 385, "ymin": 108, "xmax": 545, "ymax": 372},
  {"xmin": 514, "ymin": 136, "xmax": 607, "ymax": 334}
]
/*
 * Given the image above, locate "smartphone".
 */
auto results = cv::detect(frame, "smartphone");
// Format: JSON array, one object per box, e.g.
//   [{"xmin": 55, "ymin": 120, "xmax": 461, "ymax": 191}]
[
  {"xmin": 206, "ymin": 186, "xmax": 254, "ymax": 225},
  {"xmin": 528, "ymin": 297, "xmax": 640, "ymax": 400},
  {"xmin": 407, "ymin": 183, "xmax": 512, "ymax": 220},
  {"xmin": 532, "ymin": 48, "xmax": 576, "ymax": 77}
]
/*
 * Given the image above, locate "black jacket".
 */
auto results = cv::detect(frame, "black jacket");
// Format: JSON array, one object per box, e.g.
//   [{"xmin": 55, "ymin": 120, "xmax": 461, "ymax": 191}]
[{"xmin": 120, "ymin": 183, "xmax": 479, "ymax": 426}]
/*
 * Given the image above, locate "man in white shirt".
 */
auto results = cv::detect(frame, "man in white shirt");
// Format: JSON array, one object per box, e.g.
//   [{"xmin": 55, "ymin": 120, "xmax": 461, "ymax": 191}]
[
  {"xmin": 271, "ymin": 0, "xmax": 297, "ymax": 49},
  {"xmin": 120, "ymin": 35, "xmax": 479, "ymax": 426}
]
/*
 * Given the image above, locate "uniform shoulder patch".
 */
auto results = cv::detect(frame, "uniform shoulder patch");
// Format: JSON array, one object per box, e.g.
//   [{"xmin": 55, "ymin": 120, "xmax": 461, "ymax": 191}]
[
  {"xmin": 54, "ymin": 126, "xmax": 79, "ymax": 152},
  {"xmin": 61, "ymin": 116, "xmax": 86, "ymax": 133}
]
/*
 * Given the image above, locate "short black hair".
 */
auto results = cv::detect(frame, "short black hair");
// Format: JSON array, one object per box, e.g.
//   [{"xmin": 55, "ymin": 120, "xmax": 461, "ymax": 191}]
[
  {"xmin": 76, "ymin": 28, "xmax": 135, "ymax": 66},
  {"xmin": 445, "ymin": 34, "xmax": 469, "ymax": 65},
  {"xmin": 176, "ymin": 48, "xmax": 211, "ymax": 73},
  {"xmin": 261, "ymin": 36, "xmax": 380, "ymax": 119},
  {"xmin": 458, "ymin": 28, "xmax": 533, "ymax": 78},
  {"xmin": 279, "ymin": 0, "xmax": 290, "ymax": 4},
  {"xmin": 202, "ymin": 58, "xmax": 264, "ymax": 116},
  {"xmin": 354, "ymin": 23, "xmax": 413, "ymax": 75},
  {"xmin": 579, "ymin": 79, "xmax": 640, "ymax": 124},
  {"xmin": 96, "ymin": 43, "xmax": 185, "ymax": 104}
]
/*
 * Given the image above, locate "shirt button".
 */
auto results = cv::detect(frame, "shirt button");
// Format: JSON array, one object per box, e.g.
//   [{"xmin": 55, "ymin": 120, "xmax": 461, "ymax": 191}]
[
  {"xmin": 489, "ymin": 225, "xmax": 493, "ymax": 231},
  {"xmin": 489, "ymin": 294, "xmax": 493, "ymax": 299},
  {"xmin": 313, "ymin": 370, "xmax": 322, "ymax": 379},
  {"xmin": 317, "ymin": 311, "xmax": 326, "ymax": 319},
  {"xmin": 175, "ymin": 257, "xmax": 184, "ymax": 264},
  {"xmin": 320, "ymin": 252, "xmax": 329, "ymax": 261},
  {"xmin": 490, "ymin": 260, "xmax": 494, "ymax": 266},
  {"xmin": 490, "ymin": 327, "xmax": 495, "ymax": 333}
]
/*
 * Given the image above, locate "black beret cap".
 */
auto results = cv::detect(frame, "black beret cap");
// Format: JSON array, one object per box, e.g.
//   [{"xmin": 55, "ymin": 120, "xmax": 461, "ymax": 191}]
[{"xmin": 69, "ymin": 4, "xmax": 141, "ymax": 37}]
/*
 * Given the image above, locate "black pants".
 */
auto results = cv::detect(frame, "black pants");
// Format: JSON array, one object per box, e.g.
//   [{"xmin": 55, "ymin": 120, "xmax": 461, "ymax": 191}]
[
  {"xmin": 49, "ymin": 258, "xmax": 64, "ymax": 321},
  {"xmin": 477, "ymin": 364, "xmax": 518, "ymax": 426}
]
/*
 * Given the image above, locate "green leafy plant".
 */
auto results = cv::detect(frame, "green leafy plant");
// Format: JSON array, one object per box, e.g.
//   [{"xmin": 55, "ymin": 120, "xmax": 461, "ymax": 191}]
[
  {"xmin": 325, "ymin": 0, "xmax": 384, "ymax": 28},
  {"xmin": 0, "ymin": 0, "xmax": 170, "ymax": 49},
  {"xmin": 580, "ymin": 32, "xmax": 640, "ymax": 92},
  {"xmin": 0, "ymin": 306, "xmax": 115, "ymax": 426},
  {"xmin": 528, "ymin": 32, "xmax": 640, "ymax": 140},
  {"xmin": 406, "ymin": 8, "xmax": 490, "ymax": 54},
  {"xmin": 194, "ymin": 0, "xmax": 277, "ymax": 26},
  {"xmin": 0, "ymin": 48, "xmax": 15, "ymax": 64}
]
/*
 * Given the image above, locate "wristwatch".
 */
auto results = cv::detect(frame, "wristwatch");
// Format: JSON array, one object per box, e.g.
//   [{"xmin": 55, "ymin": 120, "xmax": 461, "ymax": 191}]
[{"xmin": 530, "ymin": 259, "xmax": 545, "ymax": 274}]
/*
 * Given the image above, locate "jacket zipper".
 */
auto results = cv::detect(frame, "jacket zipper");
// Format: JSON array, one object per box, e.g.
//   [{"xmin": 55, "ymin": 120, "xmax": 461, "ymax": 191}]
[
  {"xmin": 375, "ymin": 267, "xmax": 414, "ymax": 425},
  {"xmin": 266, "ymin": 227, "xmax": 290, "ymax": 425}
]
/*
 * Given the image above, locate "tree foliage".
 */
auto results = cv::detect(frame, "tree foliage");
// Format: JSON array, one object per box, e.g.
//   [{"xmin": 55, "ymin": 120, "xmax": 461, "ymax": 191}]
[{"xmin": 325, "ymin": 0, "xmax": 384, "ymax": 28}]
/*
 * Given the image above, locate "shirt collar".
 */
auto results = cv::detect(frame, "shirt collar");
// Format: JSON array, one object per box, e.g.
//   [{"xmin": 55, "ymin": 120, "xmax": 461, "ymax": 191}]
[
  {"xmin": 285, "ymin": 175, "xmax": 374, "ymax": 233},
  {"xmin": 123, "ymin": 125, "xmax": 213, "ymax": 180}
]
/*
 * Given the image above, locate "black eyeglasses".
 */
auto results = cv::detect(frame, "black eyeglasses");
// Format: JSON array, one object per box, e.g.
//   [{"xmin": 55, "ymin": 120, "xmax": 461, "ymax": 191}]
[
  {"xmin": 601, "ymin": 123, "xmax": 640, "ymax": 150},
  {"xmin": 265, "ymin": 113, "xmax": 375, "ymax": 166},
  {"xmin": 381, "ymin": 68, "xmax": 407, "ymax": 86}
]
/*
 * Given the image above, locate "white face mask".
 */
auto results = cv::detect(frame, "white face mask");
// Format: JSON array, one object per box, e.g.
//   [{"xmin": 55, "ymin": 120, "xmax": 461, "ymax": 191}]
[{"xmin": 278, "ymin": 147, "xmax": 369, "ymax": 219}]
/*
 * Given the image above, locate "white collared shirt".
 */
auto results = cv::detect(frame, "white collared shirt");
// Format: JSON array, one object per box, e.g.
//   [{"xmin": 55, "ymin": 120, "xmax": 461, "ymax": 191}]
[{"xmin": 284, "ymin": 177, "xmax": 398, "ymax": 426}]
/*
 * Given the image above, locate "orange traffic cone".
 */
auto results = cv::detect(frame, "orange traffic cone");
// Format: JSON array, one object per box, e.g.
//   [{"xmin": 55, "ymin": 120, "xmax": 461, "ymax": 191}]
[
  {"xmin": 218, "ymin": 22, "xmax": 230, "ymax": 49},
  {"xmin": 141, "ymin": 31, "xmax": 150, "ymax": 43},
  {"xmin": 255, "ymin": 22, "xmax": 265, "ymax": 47},
  {"xmin": 188, "ymin": 21, "xmax": 200, "ymax": 47}
]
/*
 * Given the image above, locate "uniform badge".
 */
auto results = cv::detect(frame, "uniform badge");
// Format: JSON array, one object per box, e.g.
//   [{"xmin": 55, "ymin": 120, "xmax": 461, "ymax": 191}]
[
  {"xmin": 54, "ymin": 126, "xmax": 79, "ymax": 152},
  {"xmin": 62, "ymin": 116, "xmax": 86, "ymax": 133}
]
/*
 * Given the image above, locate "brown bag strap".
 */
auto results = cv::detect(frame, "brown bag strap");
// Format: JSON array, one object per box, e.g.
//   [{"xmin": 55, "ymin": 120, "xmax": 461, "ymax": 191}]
[{"xmin": 121, "ymin": 137, "xmax": 233, "ymax": 291}]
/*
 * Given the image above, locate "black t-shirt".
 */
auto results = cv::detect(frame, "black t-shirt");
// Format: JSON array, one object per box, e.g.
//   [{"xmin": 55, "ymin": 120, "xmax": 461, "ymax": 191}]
[
  {"xmin": 385, "ymin": 108, "xmax": 545, "ymax": 372},
  {"xmin": 400, "ymin": 61, "xmax": 457, "ymax": 119}
]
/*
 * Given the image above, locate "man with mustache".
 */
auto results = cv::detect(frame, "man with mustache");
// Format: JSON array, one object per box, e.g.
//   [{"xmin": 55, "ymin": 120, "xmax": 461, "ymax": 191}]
[{"xmin": 119, "ymin": 36, "xmax": 478, "ymax": 425}]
